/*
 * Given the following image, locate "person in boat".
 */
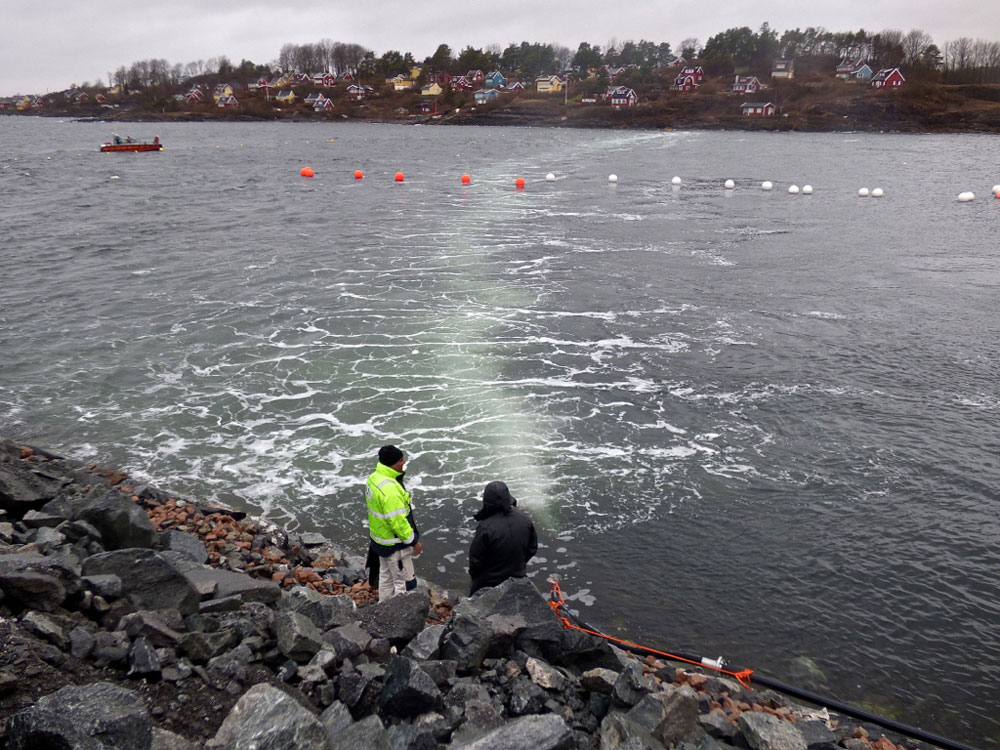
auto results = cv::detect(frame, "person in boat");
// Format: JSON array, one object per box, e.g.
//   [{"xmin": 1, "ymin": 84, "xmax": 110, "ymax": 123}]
[
  {"xmin": 364, "ymin": 445, "xmax": 422, "ymax": 601},
  {"xmin": 113, "ymin": 134, "xmax": 121, "ymax": 145},
  {"xmin": 153, "ymin": 136, "xmax": 159, "ymax": 145},
  {"xmin": 468, "ymin": 480, "xmax": 537, "ymax": 596}
]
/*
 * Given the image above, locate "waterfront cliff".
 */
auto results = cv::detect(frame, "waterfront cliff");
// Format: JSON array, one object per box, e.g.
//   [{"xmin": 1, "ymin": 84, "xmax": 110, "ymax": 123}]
[{"xmin": 0, "ymin": 436, "xmax": 941, "ymax": 749}]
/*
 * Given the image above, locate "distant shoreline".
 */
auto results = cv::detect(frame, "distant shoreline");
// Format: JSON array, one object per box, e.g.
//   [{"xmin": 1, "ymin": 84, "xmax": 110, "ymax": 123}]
[{"xmin": 7, "ymin": 85, "xmax": 1000, "ymax": 136}]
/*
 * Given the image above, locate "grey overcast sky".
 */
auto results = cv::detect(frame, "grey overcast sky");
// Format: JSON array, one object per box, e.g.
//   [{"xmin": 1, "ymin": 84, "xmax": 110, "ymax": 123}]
[{"xmin": 2, "ymin": 0, "xmax": 998, "ymax": 96}]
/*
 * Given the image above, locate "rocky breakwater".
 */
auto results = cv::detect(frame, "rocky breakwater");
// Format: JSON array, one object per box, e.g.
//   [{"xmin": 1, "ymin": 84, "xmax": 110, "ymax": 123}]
[{"xmin": 0, "ymin": 436, "xmax": 936, "ymax": 750}]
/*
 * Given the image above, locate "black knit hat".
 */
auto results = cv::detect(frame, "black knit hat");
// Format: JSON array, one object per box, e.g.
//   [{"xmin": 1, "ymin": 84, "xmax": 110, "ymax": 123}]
[{"xmin": 378, "ymin": 445, "xmax": 404, "ymax": 466}]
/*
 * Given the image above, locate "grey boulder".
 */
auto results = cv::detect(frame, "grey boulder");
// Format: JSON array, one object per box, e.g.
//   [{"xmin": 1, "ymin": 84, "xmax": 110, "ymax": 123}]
[
  {"xmin": 379, "ymin": 655, "xmax": 443, "ymax": 718},
  {"xmin": 5, "ymin": 681, "xmax": 152, "ymax": 750},
  {"xmin": 207, "ymin": 682, "xmax": 329, "ymax": 750},
  {"xmin": 357, "ymin": 590, "xmax": 428, "ymax": 642},
  {"xmin": 453, "ymin": 714, "xmax": 573, "ymax": 750},
  {"xmin": 738, "ymin": 712, "xmax": 809, "ymax": 750},
  {"xmin": 76, "ymin": 490, "xmax": 157, "ymax": 549},
  {"xmin": 82, "ymin": 549, "xmax": 201, "ymax": 615}
]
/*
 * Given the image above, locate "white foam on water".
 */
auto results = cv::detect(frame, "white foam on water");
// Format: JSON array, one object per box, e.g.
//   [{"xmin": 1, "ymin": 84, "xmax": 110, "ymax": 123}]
[
  {"xmin": 565, "ymin": 588, "xmax": 597, "ymax": 606},
  {"xmin": 955, "ymin": 396, "xmax": 999, "ymax": 410},
  {"xmin": 703, "ymin": 463, "xmax": 758, "ymax": 478},
  {"xmin": 158, "ymin": 436, "xmax": 190, "ymax": 457},
  {"xmin": 625, "ymin": 377, "xmax": 658, "ymax": 393},
  {"xmin": 644, "ymin": 445, "xmax": 698, "ymax": 459},
  {"xmin": 293, "ymin": 412, "xmax": 380, "ymax": 437},
  {"xmin": 649, "ymin": 421, "xmax": 687, "ymax": 435}
]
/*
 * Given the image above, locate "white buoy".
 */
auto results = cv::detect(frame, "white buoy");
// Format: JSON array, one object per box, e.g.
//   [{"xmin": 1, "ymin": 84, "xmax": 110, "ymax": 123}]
[
  {"xmin": 546, "ymin": 173, "xmax": 555, "ymax": 182},
  {"xmin": 802, "ymin": 185, "xmax": 813, "ymax": 195},
  {"xmin": 724, "ymin": 179, "xmax": 735, "ymax": 190},
  {"xmin": 608, "ymin": 174, "xmax": 618, "ymax": 184},
  {"xmin": 671, "ymin": 176, "xmax": 682, "ymax": 186},
  {"xmin": 858, "ymin": 188, "xmax": 870, "ymax": 197},
  {"xmin": 992, "ymin": 184, "xmax": 1000, "ymax": 196},
  {"xmin": 788, "ymin": 185, "xmax": 800, "ymax": 194},
  {"xmin": 957, "ymin": 191, "xmax": 975, "ymax": 202},
  {"xmin": 871, "ymin": 188, "xmax": 884, "ymax": 198},
  {"xmin": 761, "ymin": 181, "xmax": 773, "ymax": 191}
]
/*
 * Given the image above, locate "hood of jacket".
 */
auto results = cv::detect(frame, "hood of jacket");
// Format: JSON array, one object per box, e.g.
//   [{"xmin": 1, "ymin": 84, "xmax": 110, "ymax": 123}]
[{"xmin": 474, "ymin": 480, "xmax": 517, "ymax": 521}]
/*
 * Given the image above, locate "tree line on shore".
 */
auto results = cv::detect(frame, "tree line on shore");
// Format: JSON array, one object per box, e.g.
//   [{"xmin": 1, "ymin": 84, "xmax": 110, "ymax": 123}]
[{"xmin": 35, "ymin": 24, "xmax": 998, "ymax": 107}]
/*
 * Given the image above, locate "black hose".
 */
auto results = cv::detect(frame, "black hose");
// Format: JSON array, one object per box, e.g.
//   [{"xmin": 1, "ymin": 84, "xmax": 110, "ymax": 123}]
[
  {"xmin": 552, "ymin": 598, "xmax": 981, "ymax": 750},
  {"xmin": 747, "ymin": 672, "xmax": 980, "ymax": 750}
]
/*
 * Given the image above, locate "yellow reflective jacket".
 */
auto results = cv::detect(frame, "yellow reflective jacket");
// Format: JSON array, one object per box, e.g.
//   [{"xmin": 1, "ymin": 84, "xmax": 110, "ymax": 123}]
[{"xmin": 365, "ymin": 462, "xmax": 417, "ymax": 552}]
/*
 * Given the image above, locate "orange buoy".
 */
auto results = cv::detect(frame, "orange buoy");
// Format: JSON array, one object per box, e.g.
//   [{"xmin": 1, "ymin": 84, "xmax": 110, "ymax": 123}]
[
  {"xmin": 354, "ymin": 169, "xmax": 363, "ymax": 179},
  {"xmin": 515, "ymin": 177, "xmax": 525, "ymax": 188},
  {"xmin": 300, "ymin": 166, "xmax": 314, "ymax": 178},
  {"xmin": 394, "ymin": 172, "xmax": 405, "ymax": 182},
  {"xmin": 461, "ymin": 174, "xmax": 471, "ymax": 184}
]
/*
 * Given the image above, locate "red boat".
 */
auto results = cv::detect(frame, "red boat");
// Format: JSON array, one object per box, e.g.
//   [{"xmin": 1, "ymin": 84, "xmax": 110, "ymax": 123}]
[{"xmin": 100, "ymin": 135, "xmax": 162, "ymax": 152}]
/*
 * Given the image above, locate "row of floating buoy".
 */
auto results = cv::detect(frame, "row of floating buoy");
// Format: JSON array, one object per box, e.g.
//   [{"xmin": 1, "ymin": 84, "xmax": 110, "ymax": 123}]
[
  {"xmin": 960, "ymin": 185, "xmax": 1000, "ymax": 202},
  {"xmin": 300, "ymin": 167, "xmax": 1000, "ymax": 201}
]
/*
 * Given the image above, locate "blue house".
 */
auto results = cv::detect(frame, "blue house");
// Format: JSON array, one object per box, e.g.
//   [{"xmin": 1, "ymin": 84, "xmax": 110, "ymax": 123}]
[
  {"xmin": 484, "ymin": 70, "xmax": 507, "ymax": 88},
  {"xmin": 474, "ymin": 88, "xmax": 500, "ymax": 104}
]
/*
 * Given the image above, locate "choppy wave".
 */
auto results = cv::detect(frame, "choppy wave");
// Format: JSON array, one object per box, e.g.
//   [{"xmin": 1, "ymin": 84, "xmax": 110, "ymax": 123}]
[{"xmin": 3, "ymin": 119, "xmax": 1000, "ymax": 744}]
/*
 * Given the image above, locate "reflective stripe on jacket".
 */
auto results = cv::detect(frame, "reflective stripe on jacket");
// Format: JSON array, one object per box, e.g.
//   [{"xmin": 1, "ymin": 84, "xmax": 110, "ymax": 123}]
[{"xmin": 365, "ymin": 462, "xmax": 416, "ymax": 549}]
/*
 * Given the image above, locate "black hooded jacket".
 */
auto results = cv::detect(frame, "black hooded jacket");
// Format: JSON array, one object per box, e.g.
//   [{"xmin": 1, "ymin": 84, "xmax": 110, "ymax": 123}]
[{"xmin": 468, "ymin": 481, "xmax": 538, "ymax": 596}]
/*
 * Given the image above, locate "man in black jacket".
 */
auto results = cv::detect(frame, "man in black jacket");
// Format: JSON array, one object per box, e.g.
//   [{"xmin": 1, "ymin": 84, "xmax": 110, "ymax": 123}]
[{"xmin": 468, "ymin": 480, "xmax": 538, "ymax": 596}]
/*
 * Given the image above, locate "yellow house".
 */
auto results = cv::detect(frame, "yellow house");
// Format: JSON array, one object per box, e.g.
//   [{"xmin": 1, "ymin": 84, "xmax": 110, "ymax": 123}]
[
  {"xmin": 16, "ymin": 96, "xmax": 32, "ymax": 111},
  {"xmin": 390, "ymin": 74, "xmax": 415, "ymax": 92},
  {"xmin": 420, "ymin": 82, "xmax": 443, "ymax": 96},
  {"xmin": 409, "ymin": 66, "xmax": 423, "ymax": 81},
  {"xmin": 212, "ymin": 84, "xmax": 234, "ymax": 103},
  {"xmin": 106, "ymin": 84, "xmax": 123, "ymax": 95},
  {"xmin": 274, "ymin": 89, "xmax": 297, "ymax": 104},
  {"xmin": 535, "ymin": 75, "xmax": 564, "ymax": 94}
]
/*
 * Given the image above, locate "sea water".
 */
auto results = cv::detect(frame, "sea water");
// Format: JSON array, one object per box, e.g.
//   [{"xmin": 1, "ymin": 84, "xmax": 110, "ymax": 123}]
[{"xmin": 2, "ymin": 117, "xmax": 999, "ymax": 744}]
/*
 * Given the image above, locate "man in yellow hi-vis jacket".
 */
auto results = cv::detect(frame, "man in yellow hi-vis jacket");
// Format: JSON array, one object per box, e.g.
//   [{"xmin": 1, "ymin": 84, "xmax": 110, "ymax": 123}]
[{"xmin": 365, "ymin": 445, "xmax": 422, "ymax": 601}]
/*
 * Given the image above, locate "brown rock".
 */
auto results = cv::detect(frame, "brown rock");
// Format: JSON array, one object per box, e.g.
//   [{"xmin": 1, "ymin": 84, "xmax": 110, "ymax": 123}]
[{"xmin": 688, "ymin": 673, "xmax": 709, "ymax": 690}]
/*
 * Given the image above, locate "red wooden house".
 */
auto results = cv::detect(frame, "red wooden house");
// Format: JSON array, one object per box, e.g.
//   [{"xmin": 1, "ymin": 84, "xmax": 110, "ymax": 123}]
[
  {"xmin": 871, "ymin": 68, "xmax": 905, "ymax": 88},
  {"xmin": 729, "ymin": 76, "xmax": 762, "ymax": 95},
  {"xmin": 671, "ymin": 74, "xmax": 699, "ymax": 92},
  {"xmin": 680, "ymin": 66, "xmax": 704, "ymax": 83},
  {"xmin": 609, "ymin": 86, "xmax": 638, "ymax": 108},
  {"xmin": 741, "ymin": 101, "xmax": 775, "ymax": 117},
  {"xmin": 347, "ymin": 84, "xmax": 374, "ymax": 101}
]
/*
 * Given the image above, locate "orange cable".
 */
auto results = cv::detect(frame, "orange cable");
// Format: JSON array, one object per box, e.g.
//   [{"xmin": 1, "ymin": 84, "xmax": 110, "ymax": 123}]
[{"xmin": 548, "ymin": 580, "xmax": 756, "ymax": 689}]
